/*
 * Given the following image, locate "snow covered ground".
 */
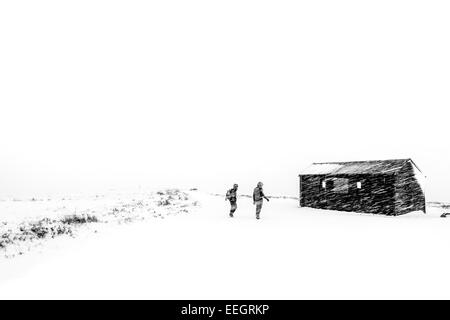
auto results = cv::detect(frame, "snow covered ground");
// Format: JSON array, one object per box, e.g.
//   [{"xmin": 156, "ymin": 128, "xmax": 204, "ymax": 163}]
[
  {"xmin": 0, "ymin": 189, "xmax": 196, "ymax": 258},
  {"xmin": 1, "ymin": 190, "xmax": 450, "ymax": 299}
]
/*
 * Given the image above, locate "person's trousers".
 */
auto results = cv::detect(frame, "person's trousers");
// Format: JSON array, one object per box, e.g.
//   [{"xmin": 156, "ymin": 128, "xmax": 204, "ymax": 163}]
[
  {"xmin": 255, "ymin": 200, "xmax": 263, "ymax": 216},
  {"xmin": 230, "ymin": 201, "xmax": 237, "ymax": 213}
]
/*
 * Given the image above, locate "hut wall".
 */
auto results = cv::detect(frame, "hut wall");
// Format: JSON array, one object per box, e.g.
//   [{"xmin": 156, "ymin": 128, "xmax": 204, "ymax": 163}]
[
  {"xmin": 300, "ymin": 175, "xmax": 322, "ymax": 208},
  {"xmin": 394, "ymin": 162, "xmax": 426, "ymax": 215},
  {"xmin": 300, "ymin": 174, "xmax": 396, "ymax": 215}
]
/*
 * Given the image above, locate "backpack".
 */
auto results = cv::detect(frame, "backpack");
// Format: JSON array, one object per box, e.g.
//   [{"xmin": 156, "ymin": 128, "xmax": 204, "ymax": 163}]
[{"xmin": 226, "ymin": 189, "xmax": 236, "ymax": 201}]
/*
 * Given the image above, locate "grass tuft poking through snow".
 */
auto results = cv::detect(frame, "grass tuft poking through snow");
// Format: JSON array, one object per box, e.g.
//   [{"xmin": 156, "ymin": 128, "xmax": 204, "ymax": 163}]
[{"xmin": 60, "ymin": 214, "xmax": 99, "ymax": 225}]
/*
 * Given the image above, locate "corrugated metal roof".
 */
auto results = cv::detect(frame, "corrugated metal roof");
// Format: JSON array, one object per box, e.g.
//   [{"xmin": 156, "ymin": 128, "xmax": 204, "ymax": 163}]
[{"xmin": 299, "ymin": 159, "xmax": 418, "ymax": 176}]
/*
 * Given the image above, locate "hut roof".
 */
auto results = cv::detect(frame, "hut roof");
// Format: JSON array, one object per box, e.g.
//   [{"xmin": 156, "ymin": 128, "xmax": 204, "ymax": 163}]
[{"xmin": 299, "ymin": 159, "xmax": 422, "ymax": 176}]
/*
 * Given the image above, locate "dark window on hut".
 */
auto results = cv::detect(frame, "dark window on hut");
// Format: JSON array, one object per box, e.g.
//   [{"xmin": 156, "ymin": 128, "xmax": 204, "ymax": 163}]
[
  {"xmin": 333, "ymin": 178, "xmax": 349, "ymax": 194},
  {"xmin": 323, "ymin": 178, "xmax": 349, "ymax": 194}
]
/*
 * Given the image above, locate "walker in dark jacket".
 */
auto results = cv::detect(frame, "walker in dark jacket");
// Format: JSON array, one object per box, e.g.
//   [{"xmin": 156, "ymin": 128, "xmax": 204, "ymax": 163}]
[
  {"xmin": 226, "ymin": 184, "xmax": 239, "ymax": 217},
  {"xmin": 253, "ymin": 182, "xmax": 269, "ymax": 220}
]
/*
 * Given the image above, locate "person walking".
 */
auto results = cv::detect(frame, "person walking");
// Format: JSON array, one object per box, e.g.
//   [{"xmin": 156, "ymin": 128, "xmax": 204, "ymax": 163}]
[
  {"xmin": 226, "ymin": 184, "xmax": 239, "ymax": 217},
  {"xmin": 253, "ymin": 182, "xmax": 269, "ymax": 220}
]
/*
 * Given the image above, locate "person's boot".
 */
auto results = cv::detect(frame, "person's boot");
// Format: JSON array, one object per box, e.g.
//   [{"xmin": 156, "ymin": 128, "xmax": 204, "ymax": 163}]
[
  {"xmin": 230, "ymin": 212, "xmax": 234, "ymax": 218},
  {"xmin": 256, "ymin": 214, "xmax": 260, "ymax": 220}
]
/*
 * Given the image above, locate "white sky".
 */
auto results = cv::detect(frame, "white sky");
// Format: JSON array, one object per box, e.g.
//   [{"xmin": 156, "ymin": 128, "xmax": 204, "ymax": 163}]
[{"xmin": 1, "ymin": 1, "xmax": 449, "ymax": 201}]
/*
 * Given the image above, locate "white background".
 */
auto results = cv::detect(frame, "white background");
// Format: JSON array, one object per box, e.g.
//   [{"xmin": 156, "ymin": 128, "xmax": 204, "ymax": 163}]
[{"xmin": 1, "ymin": 1, "xmax": 449, "ymax": 200}]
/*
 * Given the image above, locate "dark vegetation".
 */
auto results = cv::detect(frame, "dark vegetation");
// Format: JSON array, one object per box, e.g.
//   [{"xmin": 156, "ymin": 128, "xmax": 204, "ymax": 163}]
[{"xmin": 0, "ymin": 214, "xmax": 99, "ymax": 251}]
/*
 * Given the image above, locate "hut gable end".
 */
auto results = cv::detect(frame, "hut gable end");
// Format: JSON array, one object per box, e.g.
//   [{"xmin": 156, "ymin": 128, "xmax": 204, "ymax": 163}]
[{"xmin": 394, "ymin": 160, "xmax": 426, "ymax": 214}]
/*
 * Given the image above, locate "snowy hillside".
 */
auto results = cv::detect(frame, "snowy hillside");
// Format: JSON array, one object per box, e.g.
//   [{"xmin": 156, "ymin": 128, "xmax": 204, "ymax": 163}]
[
  {"xmin": 1, "ymin": 190, "xmax": 450, "ymax": 299},
  {"xmin": 0, "ymin": 189, "xmax": 198, "ymax": 258}
]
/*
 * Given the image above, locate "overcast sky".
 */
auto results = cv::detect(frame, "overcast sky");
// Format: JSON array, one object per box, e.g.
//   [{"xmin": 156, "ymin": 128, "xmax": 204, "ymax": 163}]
[{"xmin": 1, "ymin": 1, "xmax": 449, "ymax": 201}]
